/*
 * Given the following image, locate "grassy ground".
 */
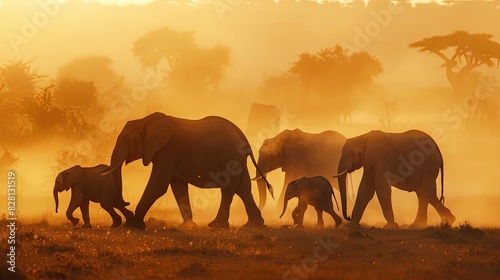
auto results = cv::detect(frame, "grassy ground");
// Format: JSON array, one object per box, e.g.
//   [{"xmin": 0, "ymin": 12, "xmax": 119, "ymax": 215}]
[{"xmin": 1, "ymin": 219, "xmax": 499, "ymax": 280}]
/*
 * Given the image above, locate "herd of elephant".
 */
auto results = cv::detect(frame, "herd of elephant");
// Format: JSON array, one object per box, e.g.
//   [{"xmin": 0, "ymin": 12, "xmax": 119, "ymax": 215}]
[{"xmin": 53, "ymin": 112, "xmax": 456, "ymax": 230}]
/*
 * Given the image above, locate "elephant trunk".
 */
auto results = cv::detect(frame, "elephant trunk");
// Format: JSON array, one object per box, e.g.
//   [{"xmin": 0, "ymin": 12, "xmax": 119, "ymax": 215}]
[
  {"xmin": 279, "ymin": 195, "xmax": 290, "ymax": 218},
  {"xmin": 101, "ymin": 149, "xmax": 129, "ymax": 206},
  {"xmin": 257, "ymin": 172, "xmax": 267, "ymax": 210},
  {"xmin": 112, "ymin": 167, "xmax": 129, "ymax": 206},
  {"xmin": 338, "ymin": 173, "xmax": 351, "ymax": 221},
  {"xmin": 53, "ymin": 184, "xmax": 59, "ymax": 213}
]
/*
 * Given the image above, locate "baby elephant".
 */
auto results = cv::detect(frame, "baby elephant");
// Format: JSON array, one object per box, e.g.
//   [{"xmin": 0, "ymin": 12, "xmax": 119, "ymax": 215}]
[
  {"xmin": 53, "ymin": 164, "xmax": 133, "ymax": 228},
  {"xmin": 280, "ymin": 176, "xmax": 342, "ymax": 229}
]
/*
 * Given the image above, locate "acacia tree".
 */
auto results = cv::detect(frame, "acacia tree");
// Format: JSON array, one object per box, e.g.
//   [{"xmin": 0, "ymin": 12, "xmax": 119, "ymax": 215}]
[
  {"xmin": 409, "ymin": 31, "xmax": 500, "ymax": 95},
  {"xmin": 132, "ymin": 27, "xmax": 230, "ymax": 94}
]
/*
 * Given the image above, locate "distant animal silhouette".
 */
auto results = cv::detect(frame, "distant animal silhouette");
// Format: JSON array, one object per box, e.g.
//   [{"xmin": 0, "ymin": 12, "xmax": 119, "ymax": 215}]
[
  {"xmin": 333, "ymin": 130, "xmax": 456, "ymax": 229},
  {"xmin": 53, "ymin": 164, "xmax": 133, "ymax": 228},
  {"xmin": 246, "ymin": 103, "xmax": 281, "ymax": 148},
  {"xmin": 280, "ymin": 176, "xmax": 342, "ymax": 229}
]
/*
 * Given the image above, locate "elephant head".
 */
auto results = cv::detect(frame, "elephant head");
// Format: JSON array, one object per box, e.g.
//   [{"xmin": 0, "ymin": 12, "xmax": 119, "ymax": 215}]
[
  {"xmin": 279, "ymin": 178, "xmax": 302, "ymax": 218},
  {"xmin": 254, "ymin": 129, "xmax": 307, "ymax": 209},
  {"xmin": 99, "ymin": 113, "xmax": 173, "ymax": 204},
  {"xmin": 333, "ymin": 130, "xmax": 390, "ymax": 220},
  {"xmin": 54, "ymin": 165, "xmax": 84, "ymax": 213}
]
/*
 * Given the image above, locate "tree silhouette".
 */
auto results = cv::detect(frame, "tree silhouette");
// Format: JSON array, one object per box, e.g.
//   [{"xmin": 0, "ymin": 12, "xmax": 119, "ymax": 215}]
[
  {"xmin": 21, "ymin": 85, "xmax": 65, "ymax": 135},
  {"xmin": 288, "ymin": 45, "xmax": 382, "ymax": 97},
  {"xmin": 0, "ymin": 60, "xmax": 45, "ymax": 98},
  {"xmin": 57, "ymin": 56, "xmax": 120, "ymax": 93},
  {"xmin": 285, "ymin": 45, "xmax": 382, "ymax": 122},
  {"xmin": 54, "ymin": 77, "xmax": 98, "ymax": 110},
  {"xmin": 132, "ymin": 27, "xmax": 230, "ymax": 94},
  {"xmin": 409, "ymin": 31, "xmax": 500, "ymax": 95}
]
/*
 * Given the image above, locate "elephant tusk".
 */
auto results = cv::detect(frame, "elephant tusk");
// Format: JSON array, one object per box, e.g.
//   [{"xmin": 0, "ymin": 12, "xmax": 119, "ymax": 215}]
[
  {"xmin": 98, "ymin": 164, "xmax": 121, "ymax": 176},
  {"xmin": 332, "ymin": 169, "xmax": 348, "ymax": 178},
  {"xmin": 268, "ymin": 184, "xmax": 275, "ymax": 200},
  {"xmin": 251, "ymin": 175, "xmax": 262, "ymax": 181}
]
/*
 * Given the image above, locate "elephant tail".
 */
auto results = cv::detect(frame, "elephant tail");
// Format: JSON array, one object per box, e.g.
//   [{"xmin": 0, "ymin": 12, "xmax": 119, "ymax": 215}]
[
  {"xmin": 249, "ymin": 151, "xmax": 274, "ymax": 200},
  {"xmin": 324, "ymin": 177, "xmax": 340, "ymax": 212},
  {"xmin": 436, "ymin": 144, "xmax": 445, "ymax": 205},
  {"xmin": 440, "ymin": 161, "xmax": 445, "ymax": 205}
]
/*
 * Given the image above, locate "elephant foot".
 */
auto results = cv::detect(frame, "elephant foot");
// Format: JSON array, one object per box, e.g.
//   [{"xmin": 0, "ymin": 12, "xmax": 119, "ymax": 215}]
[
  {"xmin": 70, "ymin": 218, "xmax": 80, "ymax": 227},
  {"xmin": 295, "ymin": 224, "xmax": 304, "ymax": 229},
  {"xmin": 383, "ymin": 222, "xmax": 398, "ymax": 229},
  {"xmin": 345, "ymin": 221, "xmax": 361, "ymax": 229},
  {"xmin": 178, "ymin": 220, "xmax": 197, "ymax": 230},
  {"xmin": 208, "ymin": 219, "xmax": 229, "ymax": 229},
  {"xmin": 443, "ymin": 214, "xmax": 456, "ymax": 226},
  {"xmin": 333, "ymin": 217, "xmax": 343, "ymax": 229},
  {"xmin": 125, "ymin": 219, "xmax": 134, "ymax": 227},
  {"xmin": 314, "ymin": 224, "xmax": 325, "ymax": 229},
  {"xmin": 127, "ymin": 218, "xmax": 146, "ymax": 230},
  {"xmin": 110, "ymin": 221, "xmax": 122, "ymax": 229},
  {"xmin": 409, "ymin": 222, "xmax": 426, "ymax": 229},
  {"xmin": 81, "ymin": 223, "xmax": 92, "ymax": 229},
  {"xmin": 243, "ymin": 219, "xmax": 266, "ymax": 229}
]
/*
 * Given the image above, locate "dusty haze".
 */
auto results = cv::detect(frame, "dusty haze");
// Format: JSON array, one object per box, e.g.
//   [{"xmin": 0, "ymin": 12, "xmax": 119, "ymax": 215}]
[{"xmin": 0, "ymin": 0, "xmax": 499, "ymax": 229}]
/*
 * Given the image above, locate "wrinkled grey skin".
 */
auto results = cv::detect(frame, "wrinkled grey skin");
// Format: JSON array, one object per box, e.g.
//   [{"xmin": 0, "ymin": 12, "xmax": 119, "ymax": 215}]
[
  {"xmin": 255, "ymin": 129, "xmax": 346, "ymax": 213},
  {"xmin": 99, "ymin": 112, "xmax": 273, "ymax": 230},
  {"xmin": 334, "ymin": 130, "xmax": 456, "ymax": 229},
  {"xmin": 280, "ymin": 176, "xmax": 342, "ymax": 229},
  {"xmin": 53, "ymin": 164, "xmax": 134, "ymax": 228}
]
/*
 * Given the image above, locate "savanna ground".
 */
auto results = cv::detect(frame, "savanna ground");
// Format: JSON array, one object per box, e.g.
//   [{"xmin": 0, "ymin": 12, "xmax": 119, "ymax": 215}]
[{"xmin": 1, "ymin": 215, "xmax": 500, "ymax": 280}]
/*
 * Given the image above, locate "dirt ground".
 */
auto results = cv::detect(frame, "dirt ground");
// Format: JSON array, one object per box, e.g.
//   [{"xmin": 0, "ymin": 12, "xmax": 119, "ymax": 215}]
[{"xmin": 1, "ymin": 219, "xmax": 499, "ymax": 280}]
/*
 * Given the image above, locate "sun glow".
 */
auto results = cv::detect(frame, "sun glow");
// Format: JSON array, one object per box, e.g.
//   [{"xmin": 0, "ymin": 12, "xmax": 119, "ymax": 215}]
[{"xmin": 38, "ymin": 0, "xmax": 485, "ymax": 7}]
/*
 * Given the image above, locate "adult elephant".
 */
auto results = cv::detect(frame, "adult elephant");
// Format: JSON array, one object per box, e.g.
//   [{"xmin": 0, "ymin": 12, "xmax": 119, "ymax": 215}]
[
  {"xmin": 332, "ymin": 130, "xmax": 456, "ymax": 229},
  {"xmin": 254, "ymin": 129, "xmax": 346, "ymax": 212},
  {"xmin": 100, "ymin": 112, "xmax": 273, "ymax": 229}
]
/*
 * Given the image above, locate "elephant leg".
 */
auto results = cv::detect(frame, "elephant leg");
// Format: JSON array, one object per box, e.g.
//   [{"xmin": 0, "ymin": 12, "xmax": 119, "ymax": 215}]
[
  {"xmin": 80, "ymin": 199, "xmax": 92, "ymax": 229},
  {"xmin": 236, "ymin": 169, "xmax": 265, "ymax": 228},
  {"xmin": 409, "ymin": 190, "xmax": 430, "ymax": 229},
  {"xmin": 314, "ymin": 207, "xmax": 324, "ymax": 229},
  {"xmin": 208, "ymin": 187, "xmax": 234, "ymax": 229},
  {"xmin": 325, "ymin": 204, "xmax": 342, "ymax": 229},
  {"xmin": 429, "ymin": 195, "xmax": 456, "ymax": 225},
  {"xmin": 171, "ymin": 179, "xmax": 197, "ymax": 229},
  {"xmin": 134, "ymin": 159, "xmax": 173, "ymax": 229},
  {"xmin": 374, "ymin": 176, "xmax": 397, "ymax": 229},
  {"xmin": 295, "ymin": 200, "xmax": 308, "ymax": 229},
  {"xmin": 66, "ymin": 194, "xmax": 81, "ymax": 227},
  {"xmin": 117, "ymin": 206, "xmax": 134, "ymax": 227},
  {"xmin": 348, "ymin": 175, "xmax": 375, "ymax": 228},
  {"xmin": 100, "ymin": 201, "xmax": 122, "ymax": 228},
  {"xmin": 292, "ymin": 206, "xmax": 299, "ymax": 225}
]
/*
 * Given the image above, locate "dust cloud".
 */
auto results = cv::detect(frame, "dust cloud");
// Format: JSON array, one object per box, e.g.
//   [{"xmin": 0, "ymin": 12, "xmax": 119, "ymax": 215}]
[{"xmin": 0, "ymin": 1, "xmax": 499, "ymax": 229}]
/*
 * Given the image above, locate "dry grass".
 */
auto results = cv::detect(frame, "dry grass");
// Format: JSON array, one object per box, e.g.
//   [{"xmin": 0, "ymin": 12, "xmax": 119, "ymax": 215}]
[{"xmin": 1, "ymin": 218, "xmax": 499, "ymax": 280}]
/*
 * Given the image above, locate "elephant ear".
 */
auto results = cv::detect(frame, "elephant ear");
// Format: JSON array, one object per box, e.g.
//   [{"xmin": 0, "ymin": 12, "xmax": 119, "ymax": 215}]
[
  {"xmin": 364, "ymin": 130, "xmax": 391, "ymax": 171},
  {"xmin": 281, "ymin": 130, "xmax": 307, "ymax": 172},
  {"xmin": 63, "ymin": 165, "xmax": 84, "ymax": 191},
  {"xmin": 282, "ymin": 142, "xmax": 304, "ymax": 172},
  {"xmin": 142, "ymin": 116, "xmax": 173, "ymax": 166}
]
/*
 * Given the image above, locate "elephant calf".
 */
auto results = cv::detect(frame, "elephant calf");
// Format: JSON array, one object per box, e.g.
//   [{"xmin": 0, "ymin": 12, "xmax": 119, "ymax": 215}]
[
  {"xmin": 280, "ymin": 176, "xmax": 342, "ymax": 229},
  {"xmin": 53, "ymin": 164, "xmax": 134, "ymax": 228}
]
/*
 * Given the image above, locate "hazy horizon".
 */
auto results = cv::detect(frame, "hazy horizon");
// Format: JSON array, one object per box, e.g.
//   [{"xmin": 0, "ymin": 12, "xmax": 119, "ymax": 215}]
[{"xmin": 1, "ymin": 0, "xmax": 499, "ymax": 228}]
